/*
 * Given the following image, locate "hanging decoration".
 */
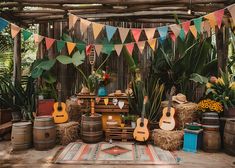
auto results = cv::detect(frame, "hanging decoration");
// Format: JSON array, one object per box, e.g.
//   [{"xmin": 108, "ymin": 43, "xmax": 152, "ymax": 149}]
[
  {"xmin": 144, "ymin": 28, "xmax": 156, "ymax": 40},
  {"xmin": 118, "ymin": 27, "xmax": 129, "ymax": 43},
  {"xmin": 0, "ymin": 18, "xmax": 8, "ymax": 32},
  {"xmin": 228, "ymin": 5, "xmax": 235, "ymax": 25},
  {"xmin": 92, "ymin": 22, "xmax": 104, "ymax": 40},
  {"xmin": 193, "ymin": 17, "xmax": 202, "ymax": 34},
  {"xmin": 11, "ymin": 23, "xmax": 20, "ymax": 38},
  {"xmin": 147, "ymin": 38, "xmax": 157, "ymax": 51},
  {"xmin": 22, "ymin": 30, "xmax": 32, "ymax": 41},
  {"xmin": 34, "ymin": 34, "xmax": 44, "ymax": 44},
  {"xmin": 131, "ymin": 28, "xmax": 142, "ymax": 42},
  {"xmin": 80, "ymin": 18, "xmax": 91, "ymax": 35},
  {"xmin": 169, "ymin": 24, "xmax": 181, "ymax": 38},
  {"xmin": 214, "ymin": 9, "xmax": 224, "ymax": 29},
  {"xmin": 157, "ymin": 26, "xmax": 168, "ymax": 42},
  {"xmin": 45, "ymin": 37, "xmax": 55, "ymax": 50},
  {"xmin": 95, "ymin": 44, "xmax": 103, "ymax": 57},
  {"xmin": 125, "ymin": 43, "xmax": 135, "ymax": 55},
  {"xmin": 69, "ymin": 14, "xmax": 78, "ymax": 30},
  {"xmin": 137, "ymin": 41, "xmax": 146, "ymax": 54},
  {"xmin": 106, "ymin": 25, "xmax": 117, "ymax": 42},
  {"xmin": 67, "ymin": 42, "xmax": 76, "ymax": 55},
  {"xmin": 114, "ymin": 44, "xmax": 123, "ymax": 56},
  {"xmin": 204, "ymin": 13, "xmax": 216, "ymax": 31},
  {"xmin": 57, "ymin": 40, "xmax": 66, "ymax": 52},
  {"xmin": 182, "ymin": 21, "xmax": 191, "ymax": 36},
  {"xmin": 189, "ymin": 25, "xmax": 198, "ymax": 39}
]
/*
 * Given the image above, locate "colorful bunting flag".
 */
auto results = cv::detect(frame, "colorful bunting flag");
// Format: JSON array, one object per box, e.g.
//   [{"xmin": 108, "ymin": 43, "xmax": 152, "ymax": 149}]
[
  {"xmin": 179, "ymin": 29, "xmax": 185, "ymax": 41},
  {"xmin": 86, "ymin": 44, "xmax": 92, "ymax": 56},
  {"xmin": 95, "ymin": 44, "xmax": 103, "ymax": 56},
  {"xmin": 147, "ymin": 39, "xmax": 157, "ymax": 51},
  {"xmin": 80, "ymin": 18, "xmax": 91, "ymax": 35},
  {"xmin": 92, "ymin": 22, "xmax": 104, "ymax": 40},
  {"xmin": 0, "ymin": 18, "xmax": 8, "ymax": 32},
  {"xmin": 69, "ymin": 14, "xmax": 78, "ymax": 30},
  {"xmin": 105, "ymin": 25, "xmax": 117, "ymax": 42},
  {"xmin": 137, "ymin": 41, "xmax": 145, "ymax": 54},
  {"xmin": 131, "ymin": 29, "xmax": 142, "ymax": 42},
  {"xmin": 45, "ymin": 37, "xmax": 55, "ymax": 50},
  {"xmin": 22, "ymin": 29, "xmax": 32, "ymax": 41},
  {"xmin": 125, "ymin": 43, "xmax": 135, "ymax": 55},
  {"xmin": 189, "ymin": 25, "xmax": 197, "ymax": 39},
  {"xmin": 228, "ymin": 5, "xmax": 235, "ymax": 25},
  {"xmin": 144, "ymin": 28, "xmax": 155, "ymax": 40},
  {"xmin": 11, "ymin": 23, "xmax": 21, "ymax": 38},
  {"xmin": 204, "ymin": 13, "xmax": 216, "ymax": 30},
  {"xmin": 34, "ymin": 34, "xmax": 44, "ymax": 44},
  {"xmin": 203, "ymin": 20, "xmax": 211, "ymax": 37},
  {"xmin": 214, "ymin": 9, "xmax": 224, "ymax": 29},
  {"xmin": 118, "ymin": 27, "xmax": 129, "ymax": 43},
  {"xmin": 76, "ymin": 43, "xmax": 86, "ymax": 52},
  {"xmin": 102, "ymin": 44, "xmax": 114, "ymax": 55},
  {"xmin": 200, "ymin": 21, "xmax": 205, "ymax": 33},
  {"xmin": 114, "ymin": 44, "xmax": 123, "ymax": 56},
  {"xmin": 67, "ymin": 42, "xmax": 76, "ymax": 55},
  {"xmin": 170, "ymin": 32, "xmax": 176, "ymax": 42},
  {"xmin": 193, "ymin": 17, "xmax": 202, "ymax": 33},
  {"xmin": 57, "ymin": 40, "xmax": 65, "ymax": 52},
  {"xmin": 169, "ymin": 24, "xmax": 181, "ymax": 38},
  {"xmin": 182, "ymin": 21, "xmax": 191, "ymax": 36},
  {"xmin": 157, "ymin": 26, "xmax": 168, "ymax": 41}
]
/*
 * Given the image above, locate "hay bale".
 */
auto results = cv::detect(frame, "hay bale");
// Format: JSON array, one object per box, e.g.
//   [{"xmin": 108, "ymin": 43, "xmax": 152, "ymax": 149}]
[
  {"xmin": 153, "ymin": 129, "xmax": 184, "ymax": 151},
  {"xmin": 66, "ymin": 99, "xmax": 81, "ymax": 121},
  {"xmin": 56, "ymin": 122, "xmax": 79, "ymax": 145}
]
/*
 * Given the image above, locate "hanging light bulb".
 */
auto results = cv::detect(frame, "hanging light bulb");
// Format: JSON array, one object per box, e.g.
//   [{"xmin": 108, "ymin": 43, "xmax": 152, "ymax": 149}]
[
  {"xmin": 188, "ymin": 0, "xmax": 192, "ymax": 15},
  {"xmin": 187, "ymin": 9, "xmax": 191, "ymax": 15}
]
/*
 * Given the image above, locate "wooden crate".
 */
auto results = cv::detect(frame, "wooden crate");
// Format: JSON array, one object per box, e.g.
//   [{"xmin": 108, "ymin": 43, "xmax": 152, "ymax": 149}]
[{"xmin": 105, "ymin": 126, "xmax": 134, "ymax": 142}]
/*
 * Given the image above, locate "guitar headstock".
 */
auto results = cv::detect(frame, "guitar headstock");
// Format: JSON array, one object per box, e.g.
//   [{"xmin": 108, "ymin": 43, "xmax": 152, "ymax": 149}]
[
  {"xmin": 143, "ymin": 96, "xmax": 148, "ymax": 105},
  {"xmin": 169, "ymin": 86, "xmax": 176, "ymax": 96},
  {"xmin": 56, "ymin": 82, "xmax": 62, "ymax": 92}
]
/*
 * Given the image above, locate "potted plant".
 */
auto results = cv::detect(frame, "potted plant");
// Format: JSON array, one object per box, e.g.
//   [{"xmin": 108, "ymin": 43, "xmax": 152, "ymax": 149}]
[{"xmin": 130, "ymin": 115, "xmax": 138, "ymax": 128}]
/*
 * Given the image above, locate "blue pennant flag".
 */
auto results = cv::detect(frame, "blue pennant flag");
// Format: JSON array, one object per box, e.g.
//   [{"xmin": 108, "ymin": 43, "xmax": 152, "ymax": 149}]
[
  {"xmin": 157, "ymin": 26, "xmax": 168, "ymax": 42},
  {"xmin": 105, "ymin": 25, "xmax": 117, "ymax": 42},
  {"xmin": 193, "ymin": 17, "xmax": 202, "ymax": 33},
  {"xmin": 0, "ymin": 18, "xmax": 8, "ymax": 32},
  {"xmin": 158, "ymin": 36, "xmax": 166, "ymax": 44}
]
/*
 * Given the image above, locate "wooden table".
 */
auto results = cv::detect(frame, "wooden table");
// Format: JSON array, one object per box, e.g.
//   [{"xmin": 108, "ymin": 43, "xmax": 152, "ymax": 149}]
[{"xmin": 77, "ymin": 95, "xmax": 129, "ymax": 130}]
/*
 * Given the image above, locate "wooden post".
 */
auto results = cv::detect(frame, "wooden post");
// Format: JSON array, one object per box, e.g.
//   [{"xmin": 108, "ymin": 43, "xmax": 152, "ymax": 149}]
[{"xmin": 13, "ymin": 31, "xmax": 21, "ymax": 82}]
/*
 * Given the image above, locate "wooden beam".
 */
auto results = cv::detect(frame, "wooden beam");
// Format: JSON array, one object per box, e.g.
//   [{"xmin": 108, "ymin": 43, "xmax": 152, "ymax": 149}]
[{"xmin": 0, "ymin": 2, "xmax": 19, "ymax": 8}]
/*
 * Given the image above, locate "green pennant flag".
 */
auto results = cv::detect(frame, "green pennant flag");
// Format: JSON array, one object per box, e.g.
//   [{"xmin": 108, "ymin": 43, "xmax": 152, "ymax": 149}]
[
  {"xmin": 22, "ymin": 30, "xmax": 32, "ymax": 41},
  {"xmin": 76, "ymin": 43, "xmax": 86, "ymax": 52},
  {"xmin": 57, "ymin": 40, "xmax": 65, "ymax": 52},
  {"xmin": 179, "ymin": 29, "xmax": 185, "ymax": 41},
  {"xmin": 193, "ymin": 17, "xmax": 202, "ymax": 33},
  {"xmin": 102, "ymin": 44, "xmax": 114, "ymax": 55}
]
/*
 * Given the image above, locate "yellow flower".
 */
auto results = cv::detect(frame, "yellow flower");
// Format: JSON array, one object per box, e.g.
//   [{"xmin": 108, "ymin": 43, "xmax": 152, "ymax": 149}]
[
  {"xmin": 206, "ymin": 83, "xmax": 212, "ymax": 88},
  {"xmin": 225, "ymin": 96, "xmax": 229, "ymax": 100},
  {"xmin": 217, "ymin": 77, "xmax": 225, "ymax": 86},
  {"xmin": 230, "ymin": 82, "xmax": 235, "ymax": 90}
]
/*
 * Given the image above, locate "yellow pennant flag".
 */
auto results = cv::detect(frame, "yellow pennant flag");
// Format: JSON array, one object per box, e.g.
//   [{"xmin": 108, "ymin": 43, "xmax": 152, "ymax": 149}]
[
  {"xmin": 189, "ymin": 25, "xmax": 197, "ymax": 39},
  {"xmin": 137, "ymin": 41, "xmax": 145, "ymax": 54},
  {"xmin": 204, "ymin": 13, "xmax": 216, "ymax": 31},
  {"xmin": 69, "ymin": 14, "xmax": 78, "ymax": 30},
  {"xmin": 147, "ymin": 38, "xmax": 157, "ymax": 51},
  {"xmin": 11, "ymin": 23, "xmax": 21, "ymax": 38},
  {"xmin": 67, "ymin": 42, "xmax": 76, "ymax": 55},
  {"xmin": 92, "ymin": 22, "xmax": 104, "ymax": 40}
]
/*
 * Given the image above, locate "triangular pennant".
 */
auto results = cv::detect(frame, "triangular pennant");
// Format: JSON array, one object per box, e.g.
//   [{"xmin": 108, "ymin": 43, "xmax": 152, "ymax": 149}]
[
  {"xmin": 189, "ymin": 25, "xmax": 197, "ymax": 39},
  {"xmin": 69, "ymin": 14, "xmax": 78, "ymax": 30},
  {"xmin": 157, "ymin": 26, "xmax": 168, "ymax": 39},
  {"xmin": 92, "ymin": 22, "xmax": 104, "ymax": 40},
  {"xmin": 182, "ymin": 21, "xmax": 191, "ymax": 36},
  {"xmin": 147, "ymin": 38, "xmax": 157, "ymax": 51},
  {"xmin": 214, "ymin": 9, "xmax": 224, "ymax": 29},
  {"xmin": 125, "ymin": 43, "xmax": 135, "ymax": 55},
  {"xmin": 114, "ymin": 44, "xmax": 123, "ymax": 56},
  {"xmin": 228, "ymin": 5, "xmax": 235, "ymax": 25},
  {"xmin": 200, "ymin": 21, "xmax": 205, "ymax": 33},
  {"xmin": 45, "ymin": 37, "xmax": 55, "ymax": 50},
  {"xmin": 0, "ymin": 18, "xmax": 8, "ymax": 32},
  {"xmin": 179, "ymin": 29, "xmax": 185, "ymax": 41},
  {"xmin": 80, "ymin": 18, "xmax": 91, "ymax": 35},
  {"xmin": 169, "ymin": 24, "xmax": 181, "ymax": 38},
  {"xmin": 76, "ymin": 43, "xmax": 86, "ymax": 52},
  {"xmin": 34, "ymin": 34, "xmax": 44, "ymax": 44},
  {"xmin": 57, "ymin": 40, "xmax": 65, "ymax": 52},
  {"xmin": 193, "ymin": 17, "xmax": 202, "ymax": 33},
  {"xmin": 95, "ymin": 44, "xmax": 103, "ymax": 56},
  {"xmin": 158, "ymin": 37, "xmax": 166, "ymax": 44},
  {"xmin": 86, "ymin": 44, "xmax": 92, "ymax": 56},
  {"xmin": 170, "ymin": 32, "xmax": 176, "ymax": 42},
  {"xmin": 137, "ymin": 41, "xmax": 145, "ymax": 54},
  {"xmin": 118, "ymin": 27, "xmax": 129, "ymax": 43},
  {"xmin": 131, "ymin": 28, "xmax": 142, "ymax": 42},
  {"xmin": 204, "ymin": 13, "xmax": 216, "ymax": 30},
  {"xmin": 22, "ymin": 29, "xmax": 32, "ymax": 41},
  {"xmin": 204, "ymin": 20, "xmax": 211, "ymax": 37},
  {"xmin": 67, "ymin": 42, "xmax": 76, "ymax": 55},
  {"xmin": 144, "ymin": 28, "xmax": 155, "ymax": 40},
  {"xmin": 105, "ymin": 25, "xmax": 117, "ymax": 42},
  {"xmin": 102, "ymin": 44, "xmax": 114, "ymax": 55},
  {"xmin": 11, "ymin": 23, "xmax": 21, "ymax": 38}
]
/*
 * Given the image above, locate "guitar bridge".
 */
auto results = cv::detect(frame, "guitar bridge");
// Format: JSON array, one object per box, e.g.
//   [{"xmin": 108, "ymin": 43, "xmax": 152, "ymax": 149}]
[
  {"xmin": 56, "ymin": 115, "xmax": 65, "ymax": 117},
  {"xmin": 163, "ymin": 121, "xmax": 171, "ymax": 124}
]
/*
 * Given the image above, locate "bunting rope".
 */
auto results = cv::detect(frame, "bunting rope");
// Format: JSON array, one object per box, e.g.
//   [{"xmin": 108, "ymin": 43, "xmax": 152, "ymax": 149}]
[{"xmin": 0, "ymin": 3, "xmax": 234, "ymax": 57}]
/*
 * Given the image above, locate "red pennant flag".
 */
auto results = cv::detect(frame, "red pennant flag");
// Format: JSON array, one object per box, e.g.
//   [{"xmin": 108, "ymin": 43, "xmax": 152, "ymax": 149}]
[
  {"xmin": 214, "ymin": 9, "xmax": 224, "ymax": 29},
  {"xmin": 45, "ymin": 37, "xmax": 55, "ymax": 50},
  {"xmin": 125, "ymin": 43, "xmax": 135, "ymax": 55},
  {"xmin": 86, "ymin": 44, "xmax": 92, "ymax": 56},
  {"xmin": 131, "ymin": 29, "xmax": 142, "ymax": 42},
  {"xmin": 170, "ymin": 32, "xmax": 176, "ymax": 42},
  {"xmin": 182, "ymin": 21, "xmax": 191, "ymax": 36}
]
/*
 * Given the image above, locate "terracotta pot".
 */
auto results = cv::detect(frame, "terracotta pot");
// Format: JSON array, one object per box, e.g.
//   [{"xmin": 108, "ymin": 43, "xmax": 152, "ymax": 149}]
[{"xmin": 224, "ymin": 107, "xmax": 235, "ymax": 118}]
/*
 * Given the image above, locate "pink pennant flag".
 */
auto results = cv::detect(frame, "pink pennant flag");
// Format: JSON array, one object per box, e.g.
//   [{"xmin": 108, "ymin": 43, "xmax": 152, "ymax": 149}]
[
  {"xmin": 34, "ymin": 34, "xmax": 44, "ymax": 44},
  {"xmin": 69, "ymin": 14, "xmax": 78, "ymax": 30},
  {"xmin": 144, "ymin": 28, "xmax": 155, "ymax": 40},
  {"xmin": 169, "ymin": 24, "xmax": 181, "ymax": 38},
  {"xmin": 125, "ymin": 43, "xmax": 135, "ymax": 55},
  {"xmin": 228, "ymin": 5, "xmax": 235, "ymax": 25},
  {"xmin": 86, "ymin": 44, "xmax": 92, "ymax": 56},
  {"xmin": 182, "ymin": 21, "xmax": 191, "ymax": 36},
  {"xmin": 131, "ymin": 28, "xmax": 142, "ymax": 42},
  {"xmin": 45, "ymin": 37, "xmax": 55, "ymax": 50},
  {"xmin": 118, "ymin": 27, "xmax": 129, "ymax": 43},
  {"xmin": 170, "ymin": 32, "xmax": 176, "ymax": 42},
  {"xmin": 80, "ymin": 18, "xmax": 91, "ymax": 35},
  {"xmin": 214, "ymin": 9, "xmax": 224, "ymax": 29},
  {"xmin": 95, "ymin": 44, "xmax": 103, "ymax": 57},
  {"xmin": 11, "ymin": 23, "xmax": 21, "ymax": 38},
  {"xmin": 147, "ymin": 39, "xmax": 157, "ymax": 51},
  {"xmin": 114, "ymin": 44, "xmax": 123, "ymax": 56},
  {"xmin": 137, "ymin": 41, "xmax": 145, "ymax": 54}
]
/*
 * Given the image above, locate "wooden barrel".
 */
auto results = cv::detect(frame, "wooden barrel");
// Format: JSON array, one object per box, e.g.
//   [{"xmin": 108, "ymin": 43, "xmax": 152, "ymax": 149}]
[
  {"xmin": 203, "ymin": 130, "xmax": 221, "ymax": 152},
  {"xmin": 33, "ymin": 116, "xmax": 56, "ymax": 150},
  {"xmin": 81, "ymin": 114, "xmax": 103, "ymax": 143},
  {"xmin": 202, "ymin": 112, "xmax": 220, "ymax": 131},
  {"xmin": 11, "ymin": 122, "xmax": 32, "ymax": 150},
  {"xmin": 224, "ymin": 120, "xmax": 235, "ymax": 156}
]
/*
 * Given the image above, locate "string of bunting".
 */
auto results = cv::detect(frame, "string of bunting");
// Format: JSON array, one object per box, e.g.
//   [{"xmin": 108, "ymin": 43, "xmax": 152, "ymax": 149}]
[{"xmin": 0, "ymin": 4, "xmax": 234, "ymax": 58}]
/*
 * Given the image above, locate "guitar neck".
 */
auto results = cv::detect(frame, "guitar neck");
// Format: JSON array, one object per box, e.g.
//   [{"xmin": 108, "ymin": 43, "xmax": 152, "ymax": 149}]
[
  {"xmin": 141, "ymin": 102, "xmax": 146, "ymax": 122},
  {"xmin": 167, "ymin": 95, "xmax": 173, "ymax": 112},
  {"xmin": 58, "ymin": 90, "xmax": 62, "ymax": 107}
]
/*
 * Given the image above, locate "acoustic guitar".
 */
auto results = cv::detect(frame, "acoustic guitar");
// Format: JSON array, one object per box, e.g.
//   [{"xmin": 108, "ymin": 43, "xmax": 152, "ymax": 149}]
[
  {"xmin": 52, "ymin": 83, "xmax": 69, "ymax": 124},
  {"xmin": 133, "ymin": 96, "xmax": 149, "ymax": 142},
  {"xmin": 159, "ymin": 86, "xmax": 176, "ymax": 131}
]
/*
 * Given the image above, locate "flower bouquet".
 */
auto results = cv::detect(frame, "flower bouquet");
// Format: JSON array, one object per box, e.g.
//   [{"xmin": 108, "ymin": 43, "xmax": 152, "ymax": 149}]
[{"xmin": 198, "ymin": 99, "xmax": 223, "ymax": 113}]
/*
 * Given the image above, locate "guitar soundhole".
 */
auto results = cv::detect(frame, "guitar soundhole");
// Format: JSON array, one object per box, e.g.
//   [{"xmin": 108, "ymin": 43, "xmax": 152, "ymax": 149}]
[
  {"xmin": 57, "ymin": 106, "xmax": 62, "ymax": 111},
  {"xmin": 140, "ymin": 122, "xmax": 144, "ymax": 127},
  {"xmin": 166, "ymin": 112, "xmax": 171, "ymax": 117}
]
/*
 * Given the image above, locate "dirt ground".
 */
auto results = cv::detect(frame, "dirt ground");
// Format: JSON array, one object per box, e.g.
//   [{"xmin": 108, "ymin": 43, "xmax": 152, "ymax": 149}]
[{"xmin": 0, "ymin": 141, "xmax": 234, "ymax": 168}]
